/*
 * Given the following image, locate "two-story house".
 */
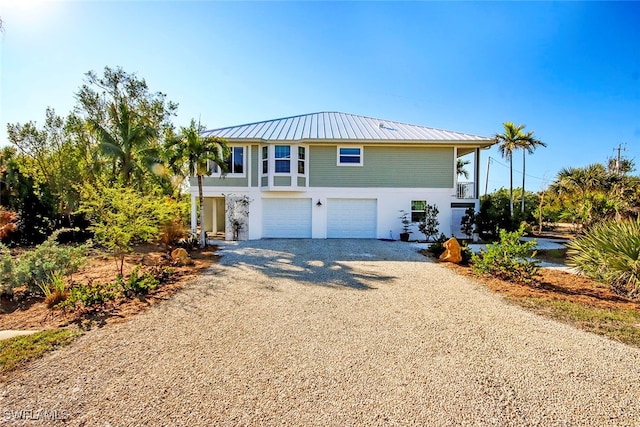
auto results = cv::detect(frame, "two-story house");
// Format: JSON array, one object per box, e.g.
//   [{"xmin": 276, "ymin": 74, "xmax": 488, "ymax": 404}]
[{"xmin": 189, "ymin": 112, "xmax": 493, "ymax": 241}]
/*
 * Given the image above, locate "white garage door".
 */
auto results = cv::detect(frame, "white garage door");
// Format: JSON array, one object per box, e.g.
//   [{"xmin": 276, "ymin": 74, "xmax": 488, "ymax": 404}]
[
  {"xmin": 327, "ymin": 199, "xmax": 377, "ymax": 238},
  {"xmin": 263, "ymin": 198, "xmax": 312, "ymax": 238}
]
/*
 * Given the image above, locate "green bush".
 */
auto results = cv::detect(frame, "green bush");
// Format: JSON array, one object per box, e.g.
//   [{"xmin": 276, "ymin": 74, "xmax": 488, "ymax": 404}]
[
  {"xmin": 0, "ymin": 244, "xmax": 14, "ymax": 296},
  {"xmin": 567, "ymin": 219, "xmax": 640, "ymax": 298},
  {"xmin": 38, "ymin": 273, "xmax": 68, "ymax": 308},
  {"xmin": 118, "ymin": 265, "xmax": 159, "ymax": 296},
  {"xmin": 471, "ymin": 225, "xmax": 540, "ymax": 284},
  {"xmin": 418, "ymin": 203, "xmax": 440, "ymax": 242},
  {"xmin": 60, "ymin": 281, "xmax": 119, "ymax": 311},
  {"xmin": 460, "ymin": 242, "xmax": 473, "ymax": 266},
  {"xmin": 427, "ymin": 233, "xmax": 448, "ymax": 257},
  {"xmin": 0, "ymin": 230, "xmax": 88, "ymax": 295}
]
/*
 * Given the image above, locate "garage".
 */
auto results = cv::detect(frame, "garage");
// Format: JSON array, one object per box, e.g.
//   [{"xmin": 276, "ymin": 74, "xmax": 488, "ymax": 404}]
[
  {"xmin": 262, "ymin": 198, "xmax": 312, "ymax": 238},
  {"xmin": 327, "ymin": 199, "xmax": 377, "ymax": 238}
]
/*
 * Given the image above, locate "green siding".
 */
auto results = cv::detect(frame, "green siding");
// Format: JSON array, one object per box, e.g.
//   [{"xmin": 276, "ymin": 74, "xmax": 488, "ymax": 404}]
[
  {"xmin": 261, "ymin": 176, "xmax": 268, "ymax": 187},
  {"xmin": 274, "ymin": 176, "xmax": 291, "ymax": 186},
  {"xmin": 193, "ymin": 176, "xmax": 248, "ymax": 187},
  {"xmin": 297, "ymin": 176, "xmax": 306, "ymax": 187},
  {"xmin": 251, "ymin": 145, "xmax": 258, "ymax": 187},
  {"xmin": 309, "ymin": 146, "xmax": 453, "ymax": 188}
]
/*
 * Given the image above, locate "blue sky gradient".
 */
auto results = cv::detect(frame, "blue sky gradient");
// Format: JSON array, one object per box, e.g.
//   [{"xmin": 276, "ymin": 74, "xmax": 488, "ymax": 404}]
[{"xmin": 1, "ymin": 1, "xmax": 638, "ymax": 192}]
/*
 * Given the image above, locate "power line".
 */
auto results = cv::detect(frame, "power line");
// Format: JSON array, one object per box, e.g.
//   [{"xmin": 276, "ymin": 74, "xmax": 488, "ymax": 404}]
[{"xmin": 486, "ymin": 156, "xmax": 548, "ymax": 181}]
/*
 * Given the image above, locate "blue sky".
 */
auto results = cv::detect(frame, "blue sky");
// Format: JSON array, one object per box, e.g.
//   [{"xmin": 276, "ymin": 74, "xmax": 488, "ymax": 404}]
[{"xmin": 0, "ymin": 1, "xmax": 638, "ymax": 192}]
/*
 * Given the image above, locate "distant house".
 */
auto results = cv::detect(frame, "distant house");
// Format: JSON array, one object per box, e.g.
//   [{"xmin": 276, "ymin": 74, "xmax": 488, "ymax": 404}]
[{"xmin": 189, "ymin": 112, "xmax": 493, "ymax": 240}]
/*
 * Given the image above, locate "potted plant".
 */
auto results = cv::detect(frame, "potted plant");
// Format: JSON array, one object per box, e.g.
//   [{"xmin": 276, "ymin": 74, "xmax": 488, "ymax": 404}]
[{"xmin": 398, "ymin": 210, "xmax": 412, "ymax": 242}]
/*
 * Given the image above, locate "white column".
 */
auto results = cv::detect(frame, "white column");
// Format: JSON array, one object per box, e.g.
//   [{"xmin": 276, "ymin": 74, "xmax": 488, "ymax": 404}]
[
  {"xmin": 474, "ymin": 148, "xmax": 481, "ymax": 201},
  {"xmin": 453, "ymin": 146, "xmax": 458, "ymax": 198},
  {"xmin": 191, "ymin": 194, "xmax": 197, "ymax": 234}
]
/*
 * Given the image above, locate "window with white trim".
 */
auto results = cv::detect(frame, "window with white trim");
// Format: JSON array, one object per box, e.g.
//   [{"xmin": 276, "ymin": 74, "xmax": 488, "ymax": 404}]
[
  {"xmin": 298, "ymin": 146, "xmax": 306, "ymax": 174},
  {"xmin": 337, "ymin": 146, "xmax": 363, "ymax": 166},
  {"xmin": 411, "ymin": 200, "xmax": 426, "ymax": 222},
  {"xmin": 275, "ymin": 145, "xmax": 291, "ymax": 173},
  {"xmin": 225, "ymin": 146, "xmax": 244, "ymax": 174},
  {"xmin": 210, "ymin": 146, "xmax": 245, "ymax": 175},
  {"xmin": 262, "ymin": 146, "xmax": 268, "ymax": 174}
]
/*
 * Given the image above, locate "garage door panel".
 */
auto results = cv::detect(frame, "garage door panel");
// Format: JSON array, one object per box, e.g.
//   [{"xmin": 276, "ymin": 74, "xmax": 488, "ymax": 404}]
[
  {"xmin": 263, "ymin": 199, "xmax": 312, "ymax": 238},
  {"xmin": 327, "ymin": 199, "xmax": 377, "ymax": 238}
]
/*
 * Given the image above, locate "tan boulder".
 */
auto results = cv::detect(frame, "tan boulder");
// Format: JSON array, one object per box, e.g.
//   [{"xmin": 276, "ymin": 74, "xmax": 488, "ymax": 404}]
[
  {"xmin": 439, "ymin": 237, "xmax": 462, "ymax": 264},
  {"xmin": 171, "ymin": 248, "xmax": 193, "ymax": 266}
]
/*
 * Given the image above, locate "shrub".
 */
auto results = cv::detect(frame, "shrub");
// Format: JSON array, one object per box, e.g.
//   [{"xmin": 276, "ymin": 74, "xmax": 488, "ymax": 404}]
[
  {"xmin": 60, "ymin": 281, "xmax": 119, "ymax": 311},
  {"xmin": 118, "ymin": 265, "xmax": 159, "ymax": 296},
  {"xmin": 176, "ymin": 233, "xmax": 199, "ymax": 251},
  {"xmin": 0, "ymin": 244, "xmax": 14, "ymax": 296},
  {"xmin": 13, "ymin": 230, "xmax": 88, "ymax": 294},
  {"xmin": 567, "ymin": 219, "xmax": 640, "ymax": 298},
  {"xmin": 79, "ymin": 185, "xmax": 176, "ymax": 275},
  {"xmin": 460, "ymin": 207, "xmax": 476, "ymax": 239},
  {"xmin": 471, "ymin": 225, "xmax": 540, "ymax": 284},
  {"xmin": 38, "ymin": 273, "xmax": 68, "ymax": 308},
  {"xmin": 418, "ymin": 203, "xmax": 440, "ymax": 242},
  {"xmin": 159, "ymin": 219, "xmax": 187, "ymax": 249},
  {"xmin": 460, "ymin": 242, "xmax": 473, "ymax": 266},
  {"xmin": 427, "ymin": 233, "xmax": 448, "ymax": 257}
]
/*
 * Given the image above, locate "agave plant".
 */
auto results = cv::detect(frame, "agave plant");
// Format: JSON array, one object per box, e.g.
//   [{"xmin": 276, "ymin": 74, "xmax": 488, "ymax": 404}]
[{"xmin": 567, "ymin": 219, "xmax": 640, "ymax": 298}]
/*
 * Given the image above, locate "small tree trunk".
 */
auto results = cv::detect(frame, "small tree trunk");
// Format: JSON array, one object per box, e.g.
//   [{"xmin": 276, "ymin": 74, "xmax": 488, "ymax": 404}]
[
  {"xmin": 538, "ymin": 190, "xmax": 544, "ymax": 234},
  {"xmin": 521, "ymin": 150, "xmax": 526, "ymax": 214},
  {"xmin": 198, "ymin": 174, "xmax": 206, "ymax": 248},
  {"xmin": 509, "ymin": 154, "xmax": 514, "ymax": 220}
]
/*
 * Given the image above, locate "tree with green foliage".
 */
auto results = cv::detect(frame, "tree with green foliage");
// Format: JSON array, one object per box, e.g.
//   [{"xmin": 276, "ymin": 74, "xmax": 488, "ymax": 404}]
[
  {"xmin": 456, "ymin": 158, "xmax": 470, "ymax": 179},
  {"xmin": 7, "ymin": 108, "xmax": 86, "ymax": 221},
  {"xmin": 494, "ymin": 122, "xmax": 541, "ymax": 219},
  {"xmin": 0, "ymin": 147, "xmax": 58, "ymax": 244},
  {"xmin": 545, "ymin": 160, "xmax": 639, "ymax": 230},
  {"xmin": 166, "ymin": 120, "xmax": 229, "ymax": 248},
  {"xmin": 76, "ymin": 66, "xmax": 177, "ymax": 190},
  {"xmin": 475, "ymin": 188, "xmax": 539, "ymax": 239},
  {"xmin": 460, "ymin": 206, "xmax": 476, "ymax": 239},
  {"xmin": 79, "ymin": 185, "xmax": 179, "ymax": 275},
  {"xmin": 418, "ymin": 203, "xmax": 440, "ymax": 242}
]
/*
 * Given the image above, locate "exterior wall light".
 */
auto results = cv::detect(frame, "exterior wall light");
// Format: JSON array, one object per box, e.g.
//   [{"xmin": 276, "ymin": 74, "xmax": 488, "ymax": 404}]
[{"xmin": 316, "ymin": 200, "xmax": 322, "ymax": 207}]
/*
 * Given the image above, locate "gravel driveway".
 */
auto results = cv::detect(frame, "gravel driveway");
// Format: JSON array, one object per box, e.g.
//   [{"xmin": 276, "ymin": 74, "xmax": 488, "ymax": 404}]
[{"xmin": 2, "ymin": 239, "xmax": 640, "ymax": 425}]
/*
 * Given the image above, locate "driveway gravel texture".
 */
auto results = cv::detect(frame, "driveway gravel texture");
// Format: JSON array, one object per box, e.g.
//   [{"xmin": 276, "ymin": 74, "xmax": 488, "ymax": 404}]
[{"xmin": 2, "ymin": 239, "xmax": 640, "ymax": 426}]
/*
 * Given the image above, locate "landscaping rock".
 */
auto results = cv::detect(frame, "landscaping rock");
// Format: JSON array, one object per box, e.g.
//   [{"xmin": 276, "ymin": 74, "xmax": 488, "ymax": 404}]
[
  {"xmin": 171, "ymin": 248, "xmax": 193, "ymax": 266},
  {"xmin": 439, "ymin": 237, "xmax": 462, "ymax": 263}
]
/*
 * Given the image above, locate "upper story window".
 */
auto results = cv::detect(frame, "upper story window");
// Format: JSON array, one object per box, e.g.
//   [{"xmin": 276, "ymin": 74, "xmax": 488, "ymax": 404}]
[
  {"xmin": 275, "ymin": 145, "xmax": 291, "ymax": 173},
  {"xmin": 298, "ymin": 147, "xmax": 306, "ymax": 174},
  {"xmin": 209, "ymin": 146, "xmax": 245, "ymax": 176},
  {"xmin": 226, "ymin": 146, "xmax": 244, "ymax": 174},
  {"xmin": 337, "ymin": 146, "xmax": 363, "ymax": 166},
  {"xmin": 262, "ymin": 146, "xmax": 268, "ymax": 174},
  {"xmin": 411, "ymin": 200, "xmax": 426, "ymax": 222}
]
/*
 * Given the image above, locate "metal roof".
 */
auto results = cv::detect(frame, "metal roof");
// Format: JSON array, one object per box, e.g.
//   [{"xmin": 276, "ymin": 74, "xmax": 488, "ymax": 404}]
[{"xmin": 202, "ymin": 112, "xmax": 492, "ymax": 145}]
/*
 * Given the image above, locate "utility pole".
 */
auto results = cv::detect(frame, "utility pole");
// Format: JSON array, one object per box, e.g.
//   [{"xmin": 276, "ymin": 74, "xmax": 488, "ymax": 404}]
[
  {"xmin": 613, "ymin": 143, "xmax": 626, "ymax": 175},
  {"xmin": 484, "ymin": 157, "xmax": 492, "ymax": 197}
]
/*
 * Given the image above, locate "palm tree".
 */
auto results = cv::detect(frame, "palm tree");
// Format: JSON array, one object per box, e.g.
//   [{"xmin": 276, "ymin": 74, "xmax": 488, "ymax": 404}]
[
  {"xmin": 166, "ymin": 120, "xmax": 229, "ymax": 248},
  {"xmin": 91, "ymin": 100, "xmax": 159, "ymax": 187},
  {"xmin": 456, "ymin": 158, "xmax": 471, "ymax": 179},
  {"xmin": 494, "ymin": 122, "xmax": 544, "ymax": 219},
  {"xmin": 516, "ymin": 129, "xmax": 545, "ymax": 212},
  {"xmin": 494, "ymin": 122, "xmax": 524, "ymax": 219}
]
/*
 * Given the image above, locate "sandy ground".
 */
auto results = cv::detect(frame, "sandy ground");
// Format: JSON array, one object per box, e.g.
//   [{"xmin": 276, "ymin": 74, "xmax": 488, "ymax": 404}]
[{"xmin": 1, "ymin": 239, "xmax": 639, "ymax": 426}]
